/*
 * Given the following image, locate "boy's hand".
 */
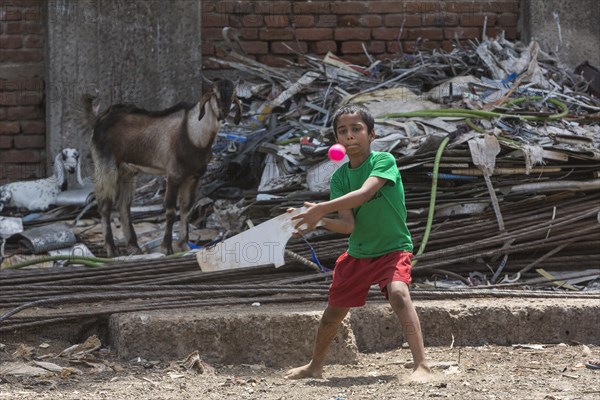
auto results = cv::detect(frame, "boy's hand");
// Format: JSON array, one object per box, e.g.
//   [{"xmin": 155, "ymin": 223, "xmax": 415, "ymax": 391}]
[{"xmin": 292, "ymin": 202, "xmax": 324, "ymax": 233}]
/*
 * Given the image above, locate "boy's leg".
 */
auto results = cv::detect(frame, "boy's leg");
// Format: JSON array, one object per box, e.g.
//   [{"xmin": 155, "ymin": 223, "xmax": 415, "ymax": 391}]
[
  {"xmin": 387, "ymin": 280, "xmax": 431, "ymax": 382},
  {"xmin": 285, "ymin": 305, "xmax": 350, "ymax": 379}
]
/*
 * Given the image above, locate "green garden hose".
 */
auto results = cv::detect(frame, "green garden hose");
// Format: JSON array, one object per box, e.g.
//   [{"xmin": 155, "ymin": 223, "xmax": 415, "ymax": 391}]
[{"xmin": 412, "ymin": 136, "xmax": 450, "ymax": 267}]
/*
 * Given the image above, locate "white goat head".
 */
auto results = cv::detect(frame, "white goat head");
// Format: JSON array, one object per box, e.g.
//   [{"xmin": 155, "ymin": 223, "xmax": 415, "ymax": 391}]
[{"xmin": 0, "ymin": 147, "xmax": 82, "ymax": 212}]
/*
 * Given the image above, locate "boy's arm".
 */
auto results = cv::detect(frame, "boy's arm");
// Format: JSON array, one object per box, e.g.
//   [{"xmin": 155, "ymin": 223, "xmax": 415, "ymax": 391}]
[
  {"xmin": 321, "ymin": 209, "xmax": 354, "ymax": 234},
  {"xmin": 293, "ymin": 176, "xmax": 388, "ymax": 231}
]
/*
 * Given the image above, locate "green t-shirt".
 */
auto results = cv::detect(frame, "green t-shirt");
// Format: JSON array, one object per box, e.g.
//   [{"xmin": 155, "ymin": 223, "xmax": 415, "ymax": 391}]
[{"xmin": 330, "ymin": 151, "xmax": 413, "ymax": 258}]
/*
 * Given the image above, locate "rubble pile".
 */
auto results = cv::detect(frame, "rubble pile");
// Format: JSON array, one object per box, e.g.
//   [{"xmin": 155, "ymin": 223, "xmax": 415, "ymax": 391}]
[{"xmin": 1, "ymin": 34, "xmax": 599, "ymax": 330}]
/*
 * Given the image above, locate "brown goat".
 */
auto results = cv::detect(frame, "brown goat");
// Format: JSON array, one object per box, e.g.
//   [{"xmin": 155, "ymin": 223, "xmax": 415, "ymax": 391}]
[{"xmin": 88, "ymin": 79, "xmax": 241, "ymax": 257}]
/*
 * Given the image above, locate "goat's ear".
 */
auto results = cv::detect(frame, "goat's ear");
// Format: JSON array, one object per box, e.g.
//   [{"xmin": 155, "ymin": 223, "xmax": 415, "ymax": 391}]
[
  {"xmin": 198, "ymin": 92, "xmax": 212, "ymax": 121},
  {"xmin": 233, "ymin": 95, "xmax": 242, "ymax": 125}
]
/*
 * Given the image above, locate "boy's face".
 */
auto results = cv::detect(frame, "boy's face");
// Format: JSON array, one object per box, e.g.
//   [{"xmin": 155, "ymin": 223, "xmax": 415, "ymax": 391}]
[{"xmin": 334, "ymin": 112, "xmax": 375, "ymax": 156}]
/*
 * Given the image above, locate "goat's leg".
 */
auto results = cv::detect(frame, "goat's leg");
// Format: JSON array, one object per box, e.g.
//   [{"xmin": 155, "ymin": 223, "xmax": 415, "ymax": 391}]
[
  {"xmin": 117, "ymin": 173, "xmax": 141, "ymax": 255},
  {"xmin": 97, "ymin": 196, "xmax": 117, "ymax": 258},
  {"xmin": 176, "ymin": 177, "xmax": 199, "ymax": 252},
  {"xmin": 161, "ymin": 178, "xmax": 180, "ymax": 255}
]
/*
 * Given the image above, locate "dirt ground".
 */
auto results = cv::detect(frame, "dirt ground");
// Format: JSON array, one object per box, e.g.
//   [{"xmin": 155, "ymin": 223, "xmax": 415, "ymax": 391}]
[{"xmin": 1, "ymin": 337, "xmax": 599, "ymax": 400}]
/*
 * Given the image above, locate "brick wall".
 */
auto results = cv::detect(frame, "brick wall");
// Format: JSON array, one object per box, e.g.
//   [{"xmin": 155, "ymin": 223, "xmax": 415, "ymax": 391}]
[
  {"xmin": 201, "ymin": 0, "xmax": 521, "ymax": 69},
  {"xmin": 0, "ymin": 0, "xmax": 521, "ymax": 185},
  {"xmin": 0, "ymin": 0, "xmax": 46, "ymax": 184}
]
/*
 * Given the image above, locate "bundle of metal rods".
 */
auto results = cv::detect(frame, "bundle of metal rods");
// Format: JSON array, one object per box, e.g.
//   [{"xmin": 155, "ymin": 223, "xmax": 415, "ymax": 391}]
[{"xmin": 1, "ymin": 256, "xmax": 598, "ymax": 334}]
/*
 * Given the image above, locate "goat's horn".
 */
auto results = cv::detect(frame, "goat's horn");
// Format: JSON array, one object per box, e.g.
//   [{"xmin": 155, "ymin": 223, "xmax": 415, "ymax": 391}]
[
  {"xmin": 198, "ymin": 92, "xmax": 212, "ymax": 121},
  {"xmin": 201, "ymin": 74, "xmax": 212, "ymax": 85}
]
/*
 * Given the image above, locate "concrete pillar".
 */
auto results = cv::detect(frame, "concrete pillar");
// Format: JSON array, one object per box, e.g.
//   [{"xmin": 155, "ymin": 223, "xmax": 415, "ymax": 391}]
[
  {"xmin": 46, "ymin": 0, "xmax": 203, "ymax": 174},
  {"xmin": 520, "ymin": 0, "xmax": 600, "ymax": 69}
]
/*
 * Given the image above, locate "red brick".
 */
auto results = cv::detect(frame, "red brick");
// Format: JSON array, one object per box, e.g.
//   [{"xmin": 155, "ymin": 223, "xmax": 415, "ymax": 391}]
[
  {"xmin": 265, "ymin": 15, "xmax": 289, "ymax": 28},
  {"xmin": 6, "ymin": 106, "xmax": 43, "ymax": 120},
  {"xmin": 444, "ymin": 27, "xmax": 481, "ymax": 39},
  {"xmin": 271, "ymin": 41, "xmax": 308, "ymax": 54},
  {"xmin": 201, "ymin": 42, "xmax": 214, "ymax": 56},
  {"xmin": 259, "ymin": 28, "xmax": 294, "ymax": 41},
  {"xmin": 22, "ymin": 7, "xmax": 43, "ymax": 21},
  {"xmin": 214, "ymin": 1, "xmax": 254, "ymax": 14},
  {"xmin": 241, "ymin": 14, "xmax": 264, "ymax": 27},
  {"xmin": 0, "ymin": 149, "xmax": 41, "ymax": 163},
  {"xmin": 359, "ymin": 15, "xmax": 383, "ymax": 27},
  {"xmin": 202, "ymin": 28, "xmax": 225, "ymax": 40},
  {"xmin": 290, "ymin": 15, "xmax": 314, "ymax": 28},
  {"xmin": 24, "ymin": 35, "xmax": 43, "ymax": 48},
  {"xmin": 497, "ymin": 13, "xmax": 518, "ymax": 27},
  {"xmin": 0, "ymin": 7, "xmax": 22, "ymax": 21},
  {"xmin": 408, "ymin": 28, "xmax": 444, "ymax": 40},
  {"xmin": 5, "ymin": 22, "xmax": 23, "ymax": 34},
  {"xmin": 0, "ymin": 49, "xmax": 43, "ymax": 63},
  {"xmin": 0, "ymin": 136, "xmax": 13, "ymax": 149},
  {"xmin": 485, "ymin": 1, "xmax": 520, "ymax": 13},
  {"xmin": 405, "ymin": 2, "xmax": 444, "ymax": 13},
  {"xmin": 14, "ymin": 134, "xmax": 44, "ymax": 148},
  {"xmin": 202, "ymin": 1, "xmax": 216, "ymax": 13},
  {"xmin": 421, "ymin": 41, "xmax": 441, "ymax": 51},
  {"xmin": 445, "ymin": 2, "xmax": 483, "ymax": 13},
  {"xmin": 310, "ymin": 40, "xmax": 337, "ymax": 54},
  {"xmin": 0, "ymin": 163, "xmax": 45, "ymax": 183},
  {"xmin": 341, "ymin": 41, "xmax": 385, "ymax": 54},
  {"xmin": 203, "ymin": 14, "xmax": 229, "ymax": 27},
  {"xmin": 460, "ymin": 13, "xmax": 497, "ymax": 27},
  {"xmin": 0, "ymin": 122, "xmax": 20, "ymax": 134},
  {"xmin": 368, "ymin": 2, "xmax": 406, "ymax": 13},
  {"xmin": 295, "ymin": 28, "xmax": 333, "ymax": 41},
  {"xmin": 373, "ymin": 27, "xmax": 408, "ymax": 40},
  {"xmin": 0, "ymin": 93, "xmax": 18, "ymax": 106},
  {"xmin": 339, "ymin": 15, "xmax": 360, "ymax": 27},
  {"xmin": 384, "ymin": 14, "xmax": 421, "ymax": 27},
  {"xmin": 331, "ymin": 2, "xmax": 368, "ymax": 14},
  {"xmin": 0, "ymin": 35, "xmax": 23, "ymax": 49},
  {"xmin": 293, "ymin": 2, "xmax": 330, "ymax": 14},
  {"xmin": 255, "ymin": 2, "xmax": 292, "ymax": 14},
  {"xmin": 316, "ymin": 15, "xmax": 337, "ymax": 27},
  {"xmin": 19, "ymin": 91, "xmax": 43, "ymax": 105},
  {"xmin": 20, "ymin": 121, "xmax": 44, "ymax": 134},
  {"xmin": 241, "ymin": 41, "xmax": 269, "ymax": 54},
  {"xmin": 337, "ymin": 54, "xmax": 370, "ymax": 66},
  {"xmin": 0, "ymin": 79, "xmax": 43, "ymax": 92},
  {"xmin": 422, "ymin": 12, "xmax": 459, "ymax": 26},
  {"xmin": 334, "ymin": 27, "xmax": 370, "ymax": 41},
  {"xmin": 20, "ymin": 22, "xmax": 43, "ymax": 34},
  {"xmin": 237, "ymin": 28, "xmax": 259, "ymax": 40},
  {"xmin": 386, "ymin": 41, "xmax": 402, "ymax": 53},
  {"xmin": 0, "ymin": 108, "xmax": 6, "ymax": 121}
]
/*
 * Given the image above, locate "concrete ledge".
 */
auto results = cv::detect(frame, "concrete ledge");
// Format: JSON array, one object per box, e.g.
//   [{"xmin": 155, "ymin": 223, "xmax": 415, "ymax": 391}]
[{"xmin": 108, "ymin": 298, "xmax": 600, "ymax": 368}]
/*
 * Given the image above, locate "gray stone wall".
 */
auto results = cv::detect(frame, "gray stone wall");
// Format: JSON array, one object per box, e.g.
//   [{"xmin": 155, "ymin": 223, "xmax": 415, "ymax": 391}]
[
  {"xmin": 520, "ymin": 0, "xmax": 600, "ymax": 69},
  {"xmin": 46, "ymin": 0, "xmax": 202, "ymax": 174}
]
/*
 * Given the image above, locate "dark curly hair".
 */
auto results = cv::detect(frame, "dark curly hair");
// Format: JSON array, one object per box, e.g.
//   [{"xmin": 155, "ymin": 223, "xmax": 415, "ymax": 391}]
[{"xmin": 332, "ymin": 103, "xmax": 375, "ymax": 136}]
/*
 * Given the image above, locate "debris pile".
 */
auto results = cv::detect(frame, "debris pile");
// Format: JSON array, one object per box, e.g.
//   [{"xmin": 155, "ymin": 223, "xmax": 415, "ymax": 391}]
[{"xmin": 1, "ymin": 34, "xmax": 599, "ymax": 329}]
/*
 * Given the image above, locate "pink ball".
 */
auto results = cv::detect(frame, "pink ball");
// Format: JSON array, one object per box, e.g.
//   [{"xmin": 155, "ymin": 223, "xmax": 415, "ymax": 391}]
[{"xmin": 328, "ymin": 144, "xmax": 346, "ymax": 161}]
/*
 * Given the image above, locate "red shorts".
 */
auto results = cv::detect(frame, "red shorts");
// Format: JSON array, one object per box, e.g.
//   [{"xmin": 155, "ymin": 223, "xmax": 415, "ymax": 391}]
[{"xmin": 328, "ymin": 250, "xmax": 413, "ymax": 308}]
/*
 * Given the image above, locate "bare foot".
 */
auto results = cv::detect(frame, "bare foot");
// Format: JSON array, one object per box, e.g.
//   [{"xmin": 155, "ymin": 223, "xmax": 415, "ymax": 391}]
[
  {"xmin": 409, "ymin": 364, "xmax": 432, "ymax": 383},
  {"xmin": 284, "ymin": 364, "xmax": 323, "ymax": 380}
]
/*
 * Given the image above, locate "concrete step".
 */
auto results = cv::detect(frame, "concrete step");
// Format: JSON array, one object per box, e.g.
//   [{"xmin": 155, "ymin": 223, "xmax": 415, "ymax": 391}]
[{"xmin": 108, "ymin": 298, "xmax": 599, "ymax": 368}]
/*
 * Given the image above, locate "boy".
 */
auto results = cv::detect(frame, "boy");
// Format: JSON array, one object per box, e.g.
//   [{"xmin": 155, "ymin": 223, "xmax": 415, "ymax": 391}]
[{"xmin": 285, "ymin": 104, "xmax": 431, "ymax": 383}]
